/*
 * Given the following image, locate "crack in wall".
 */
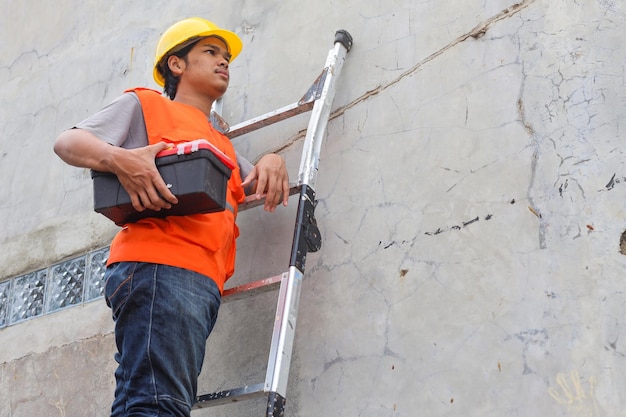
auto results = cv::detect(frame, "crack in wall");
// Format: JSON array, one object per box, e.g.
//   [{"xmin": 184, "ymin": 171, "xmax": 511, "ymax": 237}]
[
  {"xmin": 519, "ymin": 95, "xmax": 548, "ymax": 249},
  {"xmin": 270, "ymin": 0, "xmax": 537, "ymax": 155},
  {"xmin": 424, "ymin": 214, "xmax": 494, "ymax": 236},
  {"xmin": 329, "ymin": 0, "xmax": 537, "ymax": 120},
  {"xmin": 516, "ymin": 1, "xmax": 626, "ymax": 248}
]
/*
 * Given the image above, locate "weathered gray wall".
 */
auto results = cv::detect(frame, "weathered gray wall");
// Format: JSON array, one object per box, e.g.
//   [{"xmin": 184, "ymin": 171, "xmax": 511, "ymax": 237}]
[{"xmin": 2, "ymin": 0, "xmax": 626, "ymax": 416}]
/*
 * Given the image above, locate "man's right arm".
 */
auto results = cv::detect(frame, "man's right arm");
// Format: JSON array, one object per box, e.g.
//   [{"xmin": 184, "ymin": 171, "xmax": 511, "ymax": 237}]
[{"xmin": 54, "ymin": 128, "xmax": 178, "ymax": 212}]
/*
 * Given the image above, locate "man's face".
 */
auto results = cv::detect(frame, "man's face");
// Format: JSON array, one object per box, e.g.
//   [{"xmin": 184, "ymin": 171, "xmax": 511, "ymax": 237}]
[{"xmin": 179, "ymin": 36, "xmax": 232, "ymax": 99}]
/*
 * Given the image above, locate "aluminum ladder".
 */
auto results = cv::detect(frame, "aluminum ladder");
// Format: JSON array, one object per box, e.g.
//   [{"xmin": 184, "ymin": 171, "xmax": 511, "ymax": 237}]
[{"xmin": 192, "ymin": 29, "xmax": 353, "ymax": 416}]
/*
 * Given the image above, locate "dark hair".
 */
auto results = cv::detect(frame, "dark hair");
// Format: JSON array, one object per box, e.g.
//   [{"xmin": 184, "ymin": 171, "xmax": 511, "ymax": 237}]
[{"xmin": 157, "ymin": 40, "xmax": 199, "ymax": 99}]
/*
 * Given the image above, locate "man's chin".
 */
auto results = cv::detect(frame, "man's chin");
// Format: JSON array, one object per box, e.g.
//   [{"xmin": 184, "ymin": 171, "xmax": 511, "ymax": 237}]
[{"xmin": 210, "ymin": 86, "xmax": 228, "ymax": 101}]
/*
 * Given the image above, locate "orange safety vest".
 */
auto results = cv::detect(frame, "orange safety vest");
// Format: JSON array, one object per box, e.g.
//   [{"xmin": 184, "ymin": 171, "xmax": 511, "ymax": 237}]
[{"xmin": 106, "ymin": 88, "xmax": 245, "ymax": 292}]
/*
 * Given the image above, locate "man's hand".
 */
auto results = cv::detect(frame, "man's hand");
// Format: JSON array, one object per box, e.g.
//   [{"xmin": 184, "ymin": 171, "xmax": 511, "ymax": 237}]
[
  {"xmin": 109, "ymin": 142, "xmax": 178, "ymax": 212},
  {"xmin": 241, "ymin": 153, "xmax": 289, "ymax": 212}
]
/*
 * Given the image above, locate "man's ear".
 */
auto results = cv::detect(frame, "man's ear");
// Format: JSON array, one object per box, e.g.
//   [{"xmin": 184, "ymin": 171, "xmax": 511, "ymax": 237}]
[{"xmin": 167, "ymin": 55, "xmax": 185, "ymax": 77}]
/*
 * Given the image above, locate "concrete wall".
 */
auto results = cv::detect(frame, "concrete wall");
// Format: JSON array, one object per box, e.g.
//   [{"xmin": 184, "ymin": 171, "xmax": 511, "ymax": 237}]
[{"xmin": 2, "ymin": 0, "xmax": 625, "ymax": 415}]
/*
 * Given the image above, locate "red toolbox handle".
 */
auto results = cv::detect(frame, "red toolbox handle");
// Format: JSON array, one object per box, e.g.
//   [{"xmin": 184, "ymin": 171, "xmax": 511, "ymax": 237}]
[{"xmin": 156, "ymin": 139, "xmax": 236, "ymax": 170}]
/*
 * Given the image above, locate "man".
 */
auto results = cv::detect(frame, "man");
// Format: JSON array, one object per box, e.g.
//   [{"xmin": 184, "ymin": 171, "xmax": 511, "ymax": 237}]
[{"xmin": 54, "ymin": 17, "xmax": 289, "ymax": 417}]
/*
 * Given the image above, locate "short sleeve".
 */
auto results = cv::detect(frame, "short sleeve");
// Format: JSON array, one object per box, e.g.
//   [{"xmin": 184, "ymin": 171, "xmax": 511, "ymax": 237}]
[
  {"xmin": 74, "ymin": 92, "xmax": 148, "ymax": 149},
  {"xmin": 237, "ymin": 153, "xmax": 254, "ymax": 180}
]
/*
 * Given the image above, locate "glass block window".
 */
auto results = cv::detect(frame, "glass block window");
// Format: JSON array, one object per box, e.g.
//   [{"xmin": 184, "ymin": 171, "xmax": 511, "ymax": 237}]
[
  {"xmin": 47, "ymin": 256, "xmax": 86, "ymax": 313},
  {"xmin": 86, "ymin": 247, "xmax": 109, "ymax": 301},
  {"xmin": 0, "ymin": 280, "xmax": 11, "ymax": 328},
  {"xmin": 10, "ymin": 269, "xmax": 47, "ymax": 324},
  {"xmin": 0, "ymin": 246, "xmax": 109, "ymax": 328}
]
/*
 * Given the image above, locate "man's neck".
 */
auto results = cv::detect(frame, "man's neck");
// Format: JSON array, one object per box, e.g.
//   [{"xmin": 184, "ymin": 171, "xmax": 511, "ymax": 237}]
[{"xmin": 173, "ymin": 92, "xmax": 214, "ymax": 117}]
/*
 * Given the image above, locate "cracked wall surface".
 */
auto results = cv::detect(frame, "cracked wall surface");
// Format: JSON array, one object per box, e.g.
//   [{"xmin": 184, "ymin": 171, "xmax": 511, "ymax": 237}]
[{"xmin": 2, "ymin": 0, "xmax": 626, "ymax": 416}]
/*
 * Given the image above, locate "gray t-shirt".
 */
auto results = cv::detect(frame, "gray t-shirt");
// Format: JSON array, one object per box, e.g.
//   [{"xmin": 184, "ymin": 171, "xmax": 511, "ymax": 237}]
[{"xmin": 75, "ymin": 92, "xmax": 253, "ymax": 177}]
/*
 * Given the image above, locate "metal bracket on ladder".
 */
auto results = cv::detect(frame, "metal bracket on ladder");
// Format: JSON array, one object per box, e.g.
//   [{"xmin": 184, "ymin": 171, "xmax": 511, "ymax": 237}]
[{"xmin": 193, "ymin": 29, "xmax": 353, "ymax": 416}]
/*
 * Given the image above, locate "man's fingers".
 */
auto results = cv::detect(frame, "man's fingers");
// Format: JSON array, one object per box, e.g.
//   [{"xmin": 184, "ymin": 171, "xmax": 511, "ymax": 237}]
[
  {"xmin": 130, "ymin": 194, "xmax": 145, "ymax": 212},
  {"xmin": 155, "ymin": 183, "xmax": 178, "ymax": 205},
  {"xmin": 146, "ymin": 185, "xmax": 172, "ymax": 210},
  {"xmin": 262, "ymin": 176, "xmax": 285, "ymax": 212},
  {"xmin": 241, "ymin": 168, "xmax": 256, "ymax": 189},
  {"xmin": 124, "ymin": 172, "xmax": 177, "ymax": 211},
  {"xmin": 281, "ymin": 178, "xmax": 289, "ymax": 206},
  {"xmin": 255, "ymin": 172, "xmax": 268, "ymax": 199},
  {"xmin": 151, "ymin": 173, "xmax": 178, "ymax": 205},
  {"xmin": 131, "ymin": 187, "xmax": 170, "ymax": 212}
]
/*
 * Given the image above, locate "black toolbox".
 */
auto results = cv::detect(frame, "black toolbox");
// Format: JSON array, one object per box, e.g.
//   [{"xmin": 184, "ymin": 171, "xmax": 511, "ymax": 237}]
[{"xmin": 91, "ymin": 139, "xmax": 236, "ymax": 226}]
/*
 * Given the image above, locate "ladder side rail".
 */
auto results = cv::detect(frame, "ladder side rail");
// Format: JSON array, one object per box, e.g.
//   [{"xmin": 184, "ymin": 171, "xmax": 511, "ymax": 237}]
[
  {"xmin": 264, "ymin": 30, "xmax": 352, "ymax": 417},
  {"xmin": 298, "ymin": 37, "xmax": 350, "ymax": 189},
  {"xmin": 262, "ymin": 267, "xmax": 304, "ymax": 396}
]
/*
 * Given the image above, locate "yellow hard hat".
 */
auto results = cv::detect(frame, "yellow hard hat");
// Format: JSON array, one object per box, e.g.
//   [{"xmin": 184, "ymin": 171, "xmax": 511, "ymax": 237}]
[{"xmin": 153, "ymin": 17, "xmax": 243, "ymax": 86}]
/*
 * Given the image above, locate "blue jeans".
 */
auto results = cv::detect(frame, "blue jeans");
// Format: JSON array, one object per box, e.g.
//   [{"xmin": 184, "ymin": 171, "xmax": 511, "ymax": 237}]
[{"xmin": 104, "ymin": 262, "xmax": 221, "ymax": 417}]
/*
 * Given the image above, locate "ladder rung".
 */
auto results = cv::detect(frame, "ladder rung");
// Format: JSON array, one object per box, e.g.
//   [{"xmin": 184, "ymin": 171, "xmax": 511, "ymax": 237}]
[
  {"xmin": 194, "ymin": 383, "xmax": 266, "ymax": 408},
  {"xmin": 222, "ymin": 272, "xmax": 286, "ymax": 303},
  {"xmin": 238, "ymin": 184, "xmax": 300, "ymax": 212},
  {"xmin": 226, "ymin": 101, "xmax": 315, "ymax": 139},
  {"xmin": 224, "ymin": 67, "xmax": 328, "ymax": 139}
]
